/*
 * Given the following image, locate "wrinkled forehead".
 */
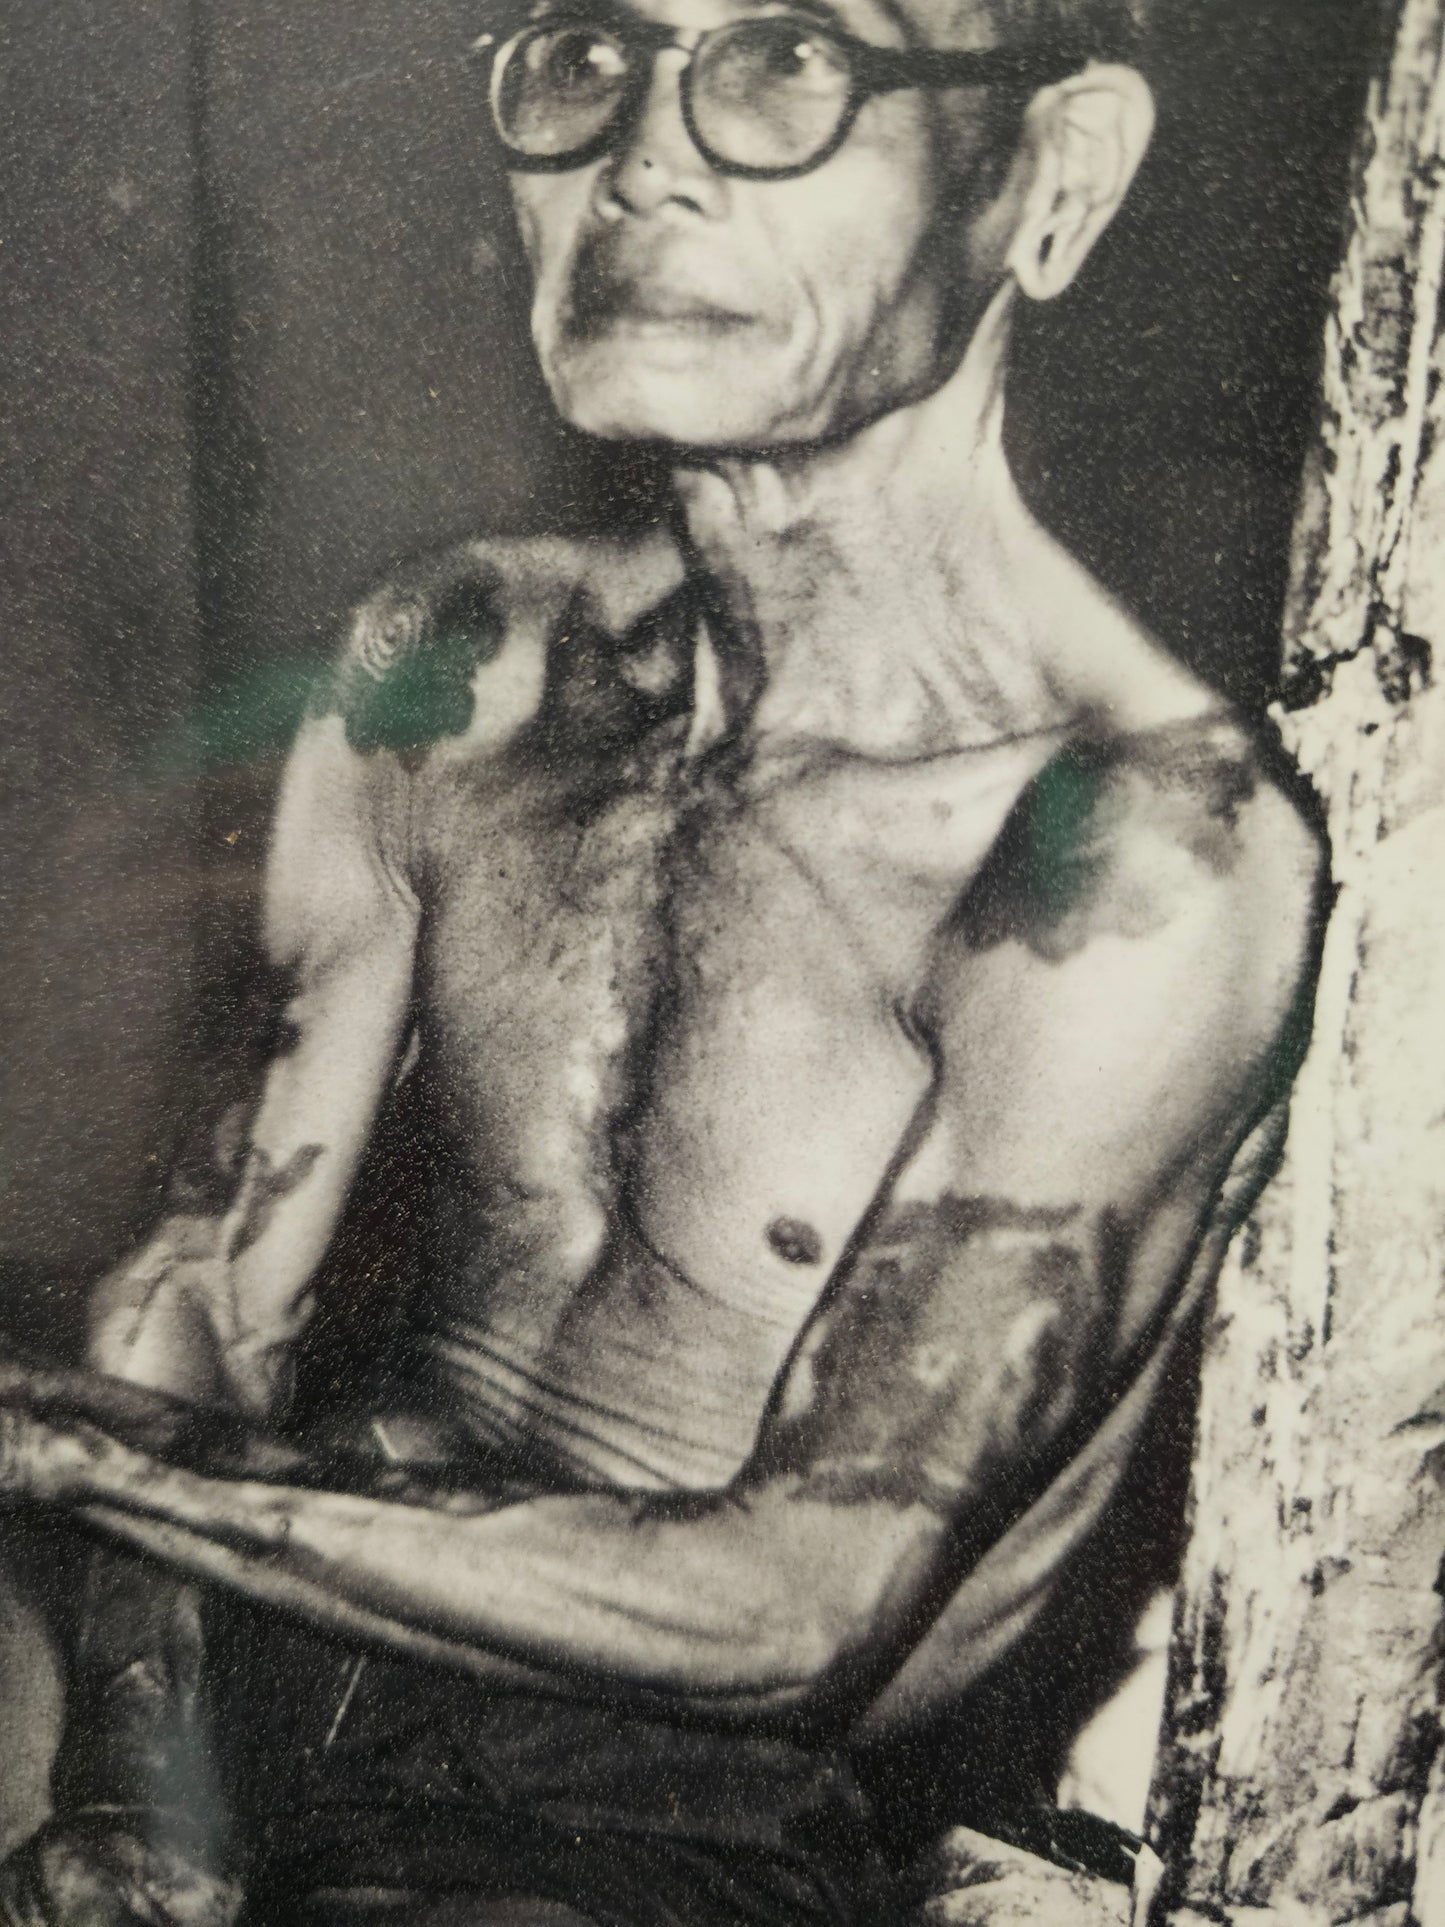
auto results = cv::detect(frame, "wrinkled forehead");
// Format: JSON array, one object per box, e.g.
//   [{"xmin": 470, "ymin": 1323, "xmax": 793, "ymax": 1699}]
[
  {"xmin": 883, "ymin": 0, "xmax": 1004, "ymax": 48},
  {"xmin": 886, "ymin": 0, "xmax": 1143, "ymax": 52}
]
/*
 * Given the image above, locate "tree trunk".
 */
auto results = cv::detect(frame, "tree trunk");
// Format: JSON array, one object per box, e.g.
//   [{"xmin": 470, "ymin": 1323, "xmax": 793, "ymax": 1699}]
[{"xmin": 1146, "ymin": 1, "xmax": 1445, "ymax": 1921}]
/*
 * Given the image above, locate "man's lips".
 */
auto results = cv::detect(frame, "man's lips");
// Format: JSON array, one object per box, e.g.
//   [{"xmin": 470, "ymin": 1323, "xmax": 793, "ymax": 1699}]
[{"xmin": 569, "ymin": 275, "xmax": 754, "ymax": 334}]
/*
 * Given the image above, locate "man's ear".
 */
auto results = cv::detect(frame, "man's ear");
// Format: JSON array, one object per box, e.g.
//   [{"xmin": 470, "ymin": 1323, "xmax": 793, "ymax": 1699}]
[{"xmin": 1004, "ymin": 65, "xmax": 1154, "ymax": 301}]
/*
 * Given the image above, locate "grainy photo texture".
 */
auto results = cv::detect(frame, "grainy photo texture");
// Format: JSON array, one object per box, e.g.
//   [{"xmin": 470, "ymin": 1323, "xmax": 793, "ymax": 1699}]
[{"xmin": 0, "ymin": 0, "xmax": 1440, "ymax": 1922}]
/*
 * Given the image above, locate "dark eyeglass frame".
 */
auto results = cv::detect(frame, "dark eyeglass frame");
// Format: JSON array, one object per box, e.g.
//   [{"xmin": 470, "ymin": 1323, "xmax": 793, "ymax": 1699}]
[{"xmin": 471, "ymin": 10, "xmax": 1080, "ymax": 182}]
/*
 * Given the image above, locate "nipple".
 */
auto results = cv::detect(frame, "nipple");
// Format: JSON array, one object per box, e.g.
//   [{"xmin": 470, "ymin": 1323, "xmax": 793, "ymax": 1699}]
[{"xmin": 767, "ymin": 1217, "xmax": 823, "ymax": 1267}]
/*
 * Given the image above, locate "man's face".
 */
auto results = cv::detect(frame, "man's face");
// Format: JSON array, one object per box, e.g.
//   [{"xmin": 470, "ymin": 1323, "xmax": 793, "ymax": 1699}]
[{"xmin": 507, "ymin": 0, "xmax": 993, "ymax": 451}]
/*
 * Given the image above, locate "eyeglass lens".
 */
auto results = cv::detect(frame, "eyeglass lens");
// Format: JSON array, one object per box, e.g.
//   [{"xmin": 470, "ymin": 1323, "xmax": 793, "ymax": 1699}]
[
  {"xmin": 690, "ymin": 19, "xmax": 853, "ymax": 169},
  {"xmin": 492, "ymin": 18, "xmax": 857, "ymax": 172},
  {"xmin": 494, "ymin": 26, "xmax": 634, "ymax": 159}
]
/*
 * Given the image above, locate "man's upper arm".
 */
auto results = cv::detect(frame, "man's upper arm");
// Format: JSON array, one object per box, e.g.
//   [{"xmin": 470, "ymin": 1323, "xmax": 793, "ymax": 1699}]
[
  {"xmin": 741, "ymin": 725, "xmax": 1323, "ymax": 1681},
  {"xmin": 89, "ymin": 616, "xmax": 423, "ymax": 1414}
]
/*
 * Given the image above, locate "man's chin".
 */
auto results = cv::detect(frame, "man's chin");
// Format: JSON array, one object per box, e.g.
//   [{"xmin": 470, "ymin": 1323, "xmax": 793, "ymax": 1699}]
[{"xmin": 544, "ymin": 338, "xmax": 804, "ymax": 452}]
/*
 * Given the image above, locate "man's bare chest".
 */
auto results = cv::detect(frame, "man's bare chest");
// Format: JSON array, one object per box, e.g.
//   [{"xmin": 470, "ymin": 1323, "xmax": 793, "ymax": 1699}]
[{"xmin": 410, "ymin": 711, "xmax": 1060, "ymax": 1328}]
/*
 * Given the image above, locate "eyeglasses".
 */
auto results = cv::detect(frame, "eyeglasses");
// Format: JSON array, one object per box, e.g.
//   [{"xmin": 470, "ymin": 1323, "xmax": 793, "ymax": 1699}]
[{"xmin": 471, "ymin": 10, "xmax": 1076, "ymax": 182}]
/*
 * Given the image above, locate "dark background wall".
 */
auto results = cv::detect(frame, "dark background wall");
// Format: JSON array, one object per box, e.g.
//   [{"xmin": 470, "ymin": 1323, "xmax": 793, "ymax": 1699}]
[
  {"xmin": 1, "ymin": 0, "xmax": 1372, "ymax": 1291},
  {"xmin": 1, "ymin": 0, "xmax": 199, "ymax": 1283}
]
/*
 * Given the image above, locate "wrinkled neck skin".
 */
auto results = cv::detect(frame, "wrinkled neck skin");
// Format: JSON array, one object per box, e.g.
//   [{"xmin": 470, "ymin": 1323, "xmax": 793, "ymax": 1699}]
[{"xmin": 671, "ymin": 282, "xmax": 1208, "ymax": 767}]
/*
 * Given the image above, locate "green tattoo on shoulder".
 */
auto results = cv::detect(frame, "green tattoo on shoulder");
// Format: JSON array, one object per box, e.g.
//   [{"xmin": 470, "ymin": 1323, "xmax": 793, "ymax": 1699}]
[{"xmin": 961, "ymin": 718, "xmax": 1260, "ymax": 962}]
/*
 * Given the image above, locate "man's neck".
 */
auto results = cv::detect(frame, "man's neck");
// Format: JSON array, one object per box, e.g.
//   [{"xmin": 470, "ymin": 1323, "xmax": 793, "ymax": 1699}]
[
  {"xmin": 669, "ymin": 286, "xmax": 1199, "ymax": 764},
  {"xmin": 669, "ymin": 286, "xmax": 1059, "ymax": 759}
]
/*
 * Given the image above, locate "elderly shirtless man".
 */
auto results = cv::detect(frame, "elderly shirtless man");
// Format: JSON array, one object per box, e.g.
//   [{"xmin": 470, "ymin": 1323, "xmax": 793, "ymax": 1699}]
[{"xmin": 0, "ymin": 0, "xmax": 1319, "ymax": 1921}]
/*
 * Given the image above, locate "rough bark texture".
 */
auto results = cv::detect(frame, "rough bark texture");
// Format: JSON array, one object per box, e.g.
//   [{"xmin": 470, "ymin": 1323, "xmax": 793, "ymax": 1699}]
[
  {"xmin": 909, "ymin": 1828, "xmax": 1134, "ymax": 1925},
  {"xmin": 1147, "ymin": 1, "xmax": 1445, "ymax": 1921}
]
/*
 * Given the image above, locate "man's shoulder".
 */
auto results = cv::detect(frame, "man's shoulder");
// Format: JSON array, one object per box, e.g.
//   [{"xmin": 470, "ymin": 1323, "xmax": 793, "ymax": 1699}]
[
  {"xmin": 901, "ymin": 713, "xmax": 1326, "ymax": 1223},
  {"xmin": 930, "ymin": 710, "xmax": 1326, "ymax": 1082},
  {"xmin": 317, "ymin": 527, "xmax": 688, "ymax": 765},
  {"xmin": 960, "ymin": 710, "xmax": 1322, "ymax": 950}
]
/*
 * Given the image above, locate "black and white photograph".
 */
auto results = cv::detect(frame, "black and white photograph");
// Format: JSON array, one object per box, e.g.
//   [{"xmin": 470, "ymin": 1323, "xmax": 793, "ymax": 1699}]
[{"xmin": 0, "ymin": 0, "xmax": 1441, "ymax": 1920}]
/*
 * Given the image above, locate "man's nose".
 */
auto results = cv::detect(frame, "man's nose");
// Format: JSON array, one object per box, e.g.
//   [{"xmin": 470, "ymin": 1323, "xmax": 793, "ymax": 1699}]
[{"xmin": 596, "ymin": 48, "xmax": 725, "ymax": 219}]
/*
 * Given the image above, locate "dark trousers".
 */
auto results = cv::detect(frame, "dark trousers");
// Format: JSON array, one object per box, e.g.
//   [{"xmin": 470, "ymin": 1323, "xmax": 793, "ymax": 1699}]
[{"xmin": 217, "ymin": 1613, "xmax": 885, "ymax": 1927}]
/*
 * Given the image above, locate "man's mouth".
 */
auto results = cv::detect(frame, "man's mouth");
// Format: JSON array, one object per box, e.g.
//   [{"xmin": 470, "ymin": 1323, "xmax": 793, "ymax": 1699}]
[
  {"xmin": 567, "ymin": 247, "xmax": 753, "ymax": 338},
  {"xmin": 574, "ymin": 283, "xmax": 753, "ymax": 335},
  {"xmin": 615, "ymin": 291, "xmax": 750, "ymax": 328}
]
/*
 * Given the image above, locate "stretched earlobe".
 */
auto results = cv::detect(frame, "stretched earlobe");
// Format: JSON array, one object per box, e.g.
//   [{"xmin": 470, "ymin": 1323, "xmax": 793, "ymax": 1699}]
[{"xmin": 1006, "ymin": 64, "xmax": 1155, "ymax": 303}]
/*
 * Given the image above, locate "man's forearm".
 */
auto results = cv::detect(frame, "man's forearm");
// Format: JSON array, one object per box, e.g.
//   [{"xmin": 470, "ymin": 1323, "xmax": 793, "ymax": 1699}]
[
  {"xmin": 78, "ymin": 1503, "xmax": 570, "ymax": 1700},
  {"xmin": 69, "ymin": 1439, "xmax": 920, "ymax": 1712}
]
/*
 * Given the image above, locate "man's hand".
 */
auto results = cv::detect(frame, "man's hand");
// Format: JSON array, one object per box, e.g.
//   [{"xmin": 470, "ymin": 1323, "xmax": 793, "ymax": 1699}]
[
  {"xmin": 0, "ymin": 1362, "xmax": 196, "ymax": 1455},
  {"xmin": 0, "ymin": 1819, "xmax": 241, "ymax": 1927},
  {"xmin": 0, "ymin": 1400, "xmax": 109, "ymax": 1507},
  {"xmin": 0, "ymin": 1361, "xmax": 205, "ymax": 1508},
  {"xmin": 0, "ymin": 1360, "xmax": 283, "ymax": 1475}
]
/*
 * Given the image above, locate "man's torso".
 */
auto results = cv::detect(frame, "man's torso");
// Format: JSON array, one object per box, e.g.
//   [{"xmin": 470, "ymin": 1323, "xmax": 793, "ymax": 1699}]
[{"xmin": 325, "ymin": 538, "xmax": 1312, "ymax": 1499}]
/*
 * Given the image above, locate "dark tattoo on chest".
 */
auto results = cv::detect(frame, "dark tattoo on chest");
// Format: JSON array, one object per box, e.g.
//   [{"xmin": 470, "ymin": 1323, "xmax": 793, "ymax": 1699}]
[
  {"xmin": 751, "ymin": 1193, "xmax": 1114, "ymax": 1519},
  {"xmin": 227, "ymin": 1144, "xmax": 325, "ymax": 1260},
  {"xmin": 530, "ymin": 589, "xmax": 698, "ymax": 786}
]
